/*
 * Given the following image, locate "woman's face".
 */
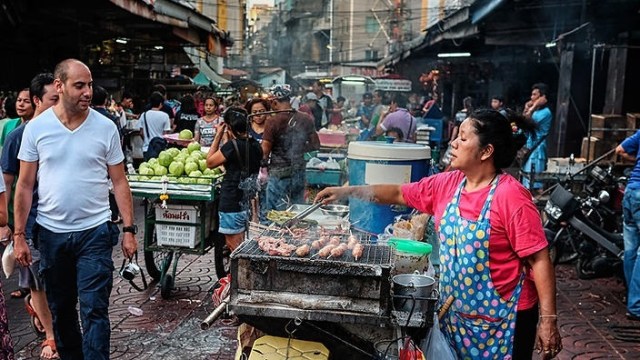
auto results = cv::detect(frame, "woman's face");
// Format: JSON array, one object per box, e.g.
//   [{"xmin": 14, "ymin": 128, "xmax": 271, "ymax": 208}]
[
  {"xmin": 251, "ymin": 102, "xmax": 267, "ymax": 124},
  {"xmin": 16, "ymin": 90, "xmax": 34, "ymax": 119},
  {"xmin": 204, "ymin": 99, "xmax": 216, "ymax": 115},
  {"xmin": 449, "ymin": 119, "xmax": 486, "ymax": 170}
]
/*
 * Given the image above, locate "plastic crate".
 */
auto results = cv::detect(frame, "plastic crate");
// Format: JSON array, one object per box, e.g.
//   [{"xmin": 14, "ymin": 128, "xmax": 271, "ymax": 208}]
[
  {"xmin": 155, "ymin": 223, "xmax": 200, "ymax": 248},
  {"xmin": 318, "ymin": 131, "xmax": 346, "ymax": 147},
  {"xmin": 154, "ymin": 203, "xmax": 212, "ymax": 248},
  {"xmin": 306, "ymin": 168, "xmax": 343, "ymax": 186}
]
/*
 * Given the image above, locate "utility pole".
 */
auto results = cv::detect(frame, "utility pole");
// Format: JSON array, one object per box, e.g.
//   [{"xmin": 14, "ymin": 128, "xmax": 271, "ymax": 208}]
[{"xmin": 329, "ymin": 0, "xmax": 333, "ymax": 64}]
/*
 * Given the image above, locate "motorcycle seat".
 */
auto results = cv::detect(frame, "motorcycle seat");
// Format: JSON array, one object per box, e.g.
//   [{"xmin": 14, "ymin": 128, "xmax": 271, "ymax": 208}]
[{"xmin": 574, "ymin": 211, "xmax": 624, "ymax": 242}]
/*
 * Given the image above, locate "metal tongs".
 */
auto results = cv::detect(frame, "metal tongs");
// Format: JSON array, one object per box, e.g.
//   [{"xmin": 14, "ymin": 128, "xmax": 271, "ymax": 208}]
[{"xmin": 281, "ymin": 202, "xmax": 324, "ymax": 228}]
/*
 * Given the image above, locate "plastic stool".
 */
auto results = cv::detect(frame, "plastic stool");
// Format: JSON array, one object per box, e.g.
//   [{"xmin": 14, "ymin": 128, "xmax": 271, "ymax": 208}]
[{"xmin": 248, "ymin": 335, "xmax": 330, "ymax": 360}]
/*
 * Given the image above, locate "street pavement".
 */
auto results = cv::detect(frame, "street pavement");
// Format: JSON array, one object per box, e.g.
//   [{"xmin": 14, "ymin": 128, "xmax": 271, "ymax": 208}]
[{"xmin": 3, "ymin": 197, "xmax": 640, "ymax": 359}]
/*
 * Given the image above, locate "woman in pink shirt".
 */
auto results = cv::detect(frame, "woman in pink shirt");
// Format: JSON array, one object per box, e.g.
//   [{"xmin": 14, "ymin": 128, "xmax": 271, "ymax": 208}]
[{"xmin": 317, "ymin": 109, "xmax": 562, "ymax": 360}]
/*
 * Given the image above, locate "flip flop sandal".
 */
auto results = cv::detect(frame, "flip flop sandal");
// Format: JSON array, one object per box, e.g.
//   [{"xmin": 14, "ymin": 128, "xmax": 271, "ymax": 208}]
[
  {"xmin": 41, "ymin": 339, "xmax": 59, "ymax": 359},
  {"xmin": 24, "ymin": 294, "xmax": 46, "ymax": 338}
]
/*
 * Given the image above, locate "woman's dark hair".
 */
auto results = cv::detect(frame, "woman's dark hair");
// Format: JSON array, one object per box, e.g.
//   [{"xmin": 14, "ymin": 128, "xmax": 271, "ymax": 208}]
[
  {"xmin": 3, "ymin": 96, "xmax": 17, "ymax": 119},
  {"xmin": 386, "ymin": 126, "xmax": 404, "ymax": 141},
  {"xmin": 224, "ymin": 106, "xmax": 249, "ymax": 135},
  {"xmin": 468, "ymin": 108, "xmax": 538, "ymax": 169},
  {"xmin": 245, "ymin": 98, "xmax": 270, "ymax": 114},
  {"xmin": 463, "ymin": 96, "xmax": 475, "ymax": 112},
  {"xmin": 179, "ymin": 94, "xmax": 196, "ymax": 112}
]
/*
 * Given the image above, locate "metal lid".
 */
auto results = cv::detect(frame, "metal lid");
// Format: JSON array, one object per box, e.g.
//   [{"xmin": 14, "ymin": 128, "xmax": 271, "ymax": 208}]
[{"xmin": 348, "ymin": 141, "xmax": 431, "ymax": 161}]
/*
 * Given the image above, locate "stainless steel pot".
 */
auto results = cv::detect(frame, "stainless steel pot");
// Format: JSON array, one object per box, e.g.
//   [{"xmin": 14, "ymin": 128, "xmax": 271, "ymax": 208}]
[{"xmin": 392, "ymin": 272, "xmax": 435, "ymax": 313}]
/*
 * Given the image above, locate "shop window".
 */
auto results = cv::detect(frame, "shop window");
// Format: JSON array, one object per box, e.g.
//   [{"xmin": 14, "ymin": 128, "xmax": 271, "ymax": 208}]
[{"xmin": 366, "ymin": 16, "xmax": 378, "ymax": 34}]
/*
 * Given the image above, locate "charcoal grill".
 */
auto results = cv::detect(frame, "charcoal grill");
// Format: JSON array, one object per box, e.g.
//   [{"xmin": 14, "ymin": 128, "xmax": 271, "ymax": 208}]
[
  {"xmin": 227, "ymin": 227, "xmax": 437, "ymax": 358},
  {"xmin": 230, "ymin": 230, "xmax": 393, "ymax": 325}
]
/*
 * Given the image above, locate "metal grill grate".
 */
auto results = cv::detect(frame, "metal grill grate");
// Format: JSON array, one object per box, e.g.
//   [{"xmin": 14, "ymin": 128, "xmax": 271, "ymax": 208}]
[{"xmin": 234, "ymin": 229, "xmax": 392, "ymax": 266}]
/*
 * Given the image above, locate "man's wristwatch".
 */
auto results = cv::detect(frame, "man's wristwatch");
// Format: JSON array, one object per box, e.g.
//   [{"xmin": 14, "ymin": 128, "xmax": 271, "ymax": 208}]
[{"xmin": 122, "ymin": 225, "xmax": 138, "ymax": 235}]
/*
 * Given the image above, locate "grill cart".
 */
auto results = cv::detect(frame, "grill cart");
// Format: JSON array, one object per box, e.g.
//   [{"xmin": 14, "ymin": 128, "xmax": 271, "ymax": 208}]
[
  {"xmin": 225, "ymin": 226, "xmax": 438, "ymax": 359},
  {"xmin": 128, "ymin": 175, "xmax": 227, "ymax": 299}
]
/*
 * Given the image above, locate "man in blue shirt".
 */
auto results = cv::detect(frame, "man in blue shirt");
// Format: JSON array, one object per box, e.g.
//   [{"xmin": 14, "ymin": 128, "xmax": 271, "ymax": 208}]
[
  {"xmin": 521, "ymin": 83, "xmax": 553, "ymax": 192},
  {"xmin": 356, "ymin": 92, "xmax": 375, "ymax": 129},
  {"xmin": 616, "ymin": 134, "xmax": 640, "ymax": 321},
  {"xmin": 1, "ymin": 72, "xmax": 59, "ymax": 358}
]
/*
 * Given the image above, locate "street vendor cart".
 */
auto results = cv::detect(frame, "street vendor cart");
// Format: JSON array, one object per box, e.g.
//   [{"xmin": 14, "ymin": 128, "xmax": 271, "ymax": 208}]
[
  {"xmin": 128, "ymin": 175, "xmax": 228, "ymax": 299},
  {"xmin": 224, "ymin": 222, "xmax": 439, "ymax": 359}
]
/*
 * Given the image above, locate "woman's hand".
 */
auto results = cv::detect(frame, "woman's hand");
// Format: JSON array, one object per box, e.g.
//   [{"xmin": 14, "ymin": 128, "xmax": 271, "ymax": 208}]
[
  {"xmin": 535, "ymin": 317, "xmax": 562, "ymax": 359},
  {"xmin": 315, "ymin": 186, "xmax": 351, "ymax": 204},
  {"xmin": 215, "ymin": 123, "xmax": 226, "ymax": 134},
  {"xmin": 0, "ymin": 226, "xmax": 11, "ymax": 245}
]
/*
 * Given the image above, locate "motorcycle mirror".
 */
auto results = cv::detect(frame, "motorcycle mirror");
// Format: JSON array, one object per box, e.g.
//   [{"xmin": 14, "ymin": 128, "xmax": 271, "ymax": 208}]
[{"xmin": 598, "ymin": 190, "xmax": 610, "ymax": 204}]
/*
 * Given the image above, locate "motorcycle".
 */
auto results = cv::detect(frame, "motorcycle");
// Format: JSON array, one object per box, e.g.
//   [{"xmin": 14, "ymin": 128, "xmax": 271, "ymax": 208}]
[
  {"xmin": 581, "ymin": 163, "xmax": 626, "ymax": 233},
  {"xmin": 544, "ymin": 177, "xmax": 625, "ymax": 280},
  {"xmin": 543, "ymin": 150, "xmax": 627, "ymax": 280}
]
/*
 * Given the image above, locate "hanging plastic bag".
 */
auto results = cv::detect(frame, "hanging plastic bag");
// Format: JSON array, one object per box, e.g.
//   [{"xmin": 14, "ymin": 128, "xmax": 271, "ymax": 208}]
[
  {"xmin": 421, "ymin": 314, "xmax": 456, "ymax": 360},
  {"xmin": 399, "ymin": 337, "xmax": 425, "ymax": 360},
  {"xmin": 2, "ymin": 242, "xmax": 16, "ymax": 279}
]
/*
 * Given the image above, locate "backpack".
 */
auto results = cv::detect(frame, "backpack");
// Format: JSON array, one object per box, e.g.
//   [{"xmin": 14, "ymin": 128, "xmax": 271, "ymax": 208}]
[{"xmin": 142, "ymin": 111, "xmax": 167, "ymax": 161}]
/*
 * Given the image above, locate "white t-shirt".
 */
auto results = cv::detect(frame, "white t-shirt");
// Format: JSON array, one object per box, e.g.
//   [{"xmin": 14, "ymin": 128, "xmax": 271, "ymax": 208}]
[
  {"xmin": 138, "ymin": 109, "xmax": 171, "ymax": 151},
  {"xmin": 0, "ymin": 165, "xmax": 5, "ymax": 193},
  {"xmin": 18, "ymin": 107, "xmax": 124, "ymax": 232}
]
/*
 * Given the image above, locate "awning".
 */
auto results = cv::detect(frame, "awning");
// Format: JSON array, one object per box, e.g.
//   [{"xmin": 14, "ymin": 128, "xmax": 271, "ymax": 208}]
[
  {"xmin": 376, "ymin": 1, "xmax": 504, "ymax": 70},
  {"xmin": 109, "ymin": 0, "xmax": 232, "ymax": 56},
  {"xmin": 184, "ymin": 47, "xmax": 230, "ymax": 86}
]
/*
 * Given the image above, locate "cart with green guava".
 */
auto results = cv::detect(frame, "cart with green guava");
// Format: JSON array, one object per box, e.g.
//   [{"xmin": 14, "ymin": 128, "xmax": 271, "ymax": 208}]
[{"xmin": 128, "ymin": 175, "xmax": 228, "ymax": 299}]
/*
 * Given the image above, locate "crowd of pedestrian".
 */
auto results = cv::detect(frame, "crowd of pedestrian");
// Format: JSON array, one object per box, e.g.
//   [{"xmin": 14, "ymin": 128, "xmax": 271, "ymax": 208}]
[{"xmin": 0, "ymin": 54, "xmax": 637, "ymax": 360}]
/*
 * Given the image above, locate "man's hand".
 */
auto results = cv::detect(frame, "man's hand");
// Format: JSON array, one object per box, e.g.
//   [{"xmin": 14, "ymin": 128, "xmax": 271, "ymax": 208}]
[
  {"xmin": 534, "ymin": 95, "xmax": 548, "ymax": 108},
  {"xmin": 13, "ymin": 234, "xmax": 32, "ymax": 267},
  {"xmin": 121, "ymin": 233, "xmax": 138, "ymax": 260}
]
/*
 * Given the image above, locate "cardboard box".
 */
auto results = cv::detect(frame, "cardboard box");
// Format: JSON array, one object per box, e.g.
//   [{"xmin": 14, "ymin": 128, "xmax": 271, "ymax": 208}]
[
  {"xmin": 627, "ymin": 113, "xmax": 640, "ymax": 137},
  {"xmin": 591, "ymin": 114, "xmax": 627, "ymax": 140},
  {"xmin": 581, "ymin": 136, "xmax": 619, "ymax": 161}
]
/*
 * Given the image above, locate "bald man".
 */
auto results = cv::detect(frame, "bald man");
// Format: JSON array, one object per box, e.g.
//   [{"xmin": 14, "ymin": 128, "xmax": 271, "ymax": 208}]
[{"xmin": 13, "ymin": 59, "xmax": 137, "ymax": 360}]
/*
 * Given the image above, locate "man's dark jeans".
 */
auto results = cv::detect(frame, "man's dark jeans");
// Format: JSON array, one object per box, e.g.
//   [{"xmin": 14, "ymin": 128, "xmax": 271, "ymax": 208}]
[{"xmin": 38, "ymin": 222, "xmax": 119, "ymax": 360}]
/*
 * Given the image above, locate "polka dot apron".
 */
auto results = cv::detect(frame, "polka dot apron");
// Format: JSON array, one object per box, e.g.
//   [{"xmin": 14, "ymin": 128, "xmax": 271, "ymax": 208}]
[{"xmin": 438, "ymin": 176, "xmax": 524, "ymax": 360}]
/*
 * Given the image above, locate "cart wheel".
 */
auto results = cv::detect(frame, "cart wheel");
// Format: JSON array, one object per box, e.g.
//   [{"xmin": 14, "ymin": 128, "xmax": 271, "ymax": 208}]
[
  {"xmin": 213, "ymin": 231, "xmax": 230, "ymax": 279},
  {"xmin": 160, "ymin": 274, "xmax": 174, "ymax": 299},
  {"xmin": 144, "ymin": 228, "xmax": 174, "ymax": 280}
]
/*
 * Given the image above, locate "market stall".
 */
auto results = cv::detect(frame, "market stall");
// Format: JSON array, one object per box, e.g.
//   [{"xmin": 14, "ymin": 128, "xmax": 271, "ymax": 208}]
[{"xmin": 127, "ymin": 146, "xmax": 227, "ymax": 299}]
